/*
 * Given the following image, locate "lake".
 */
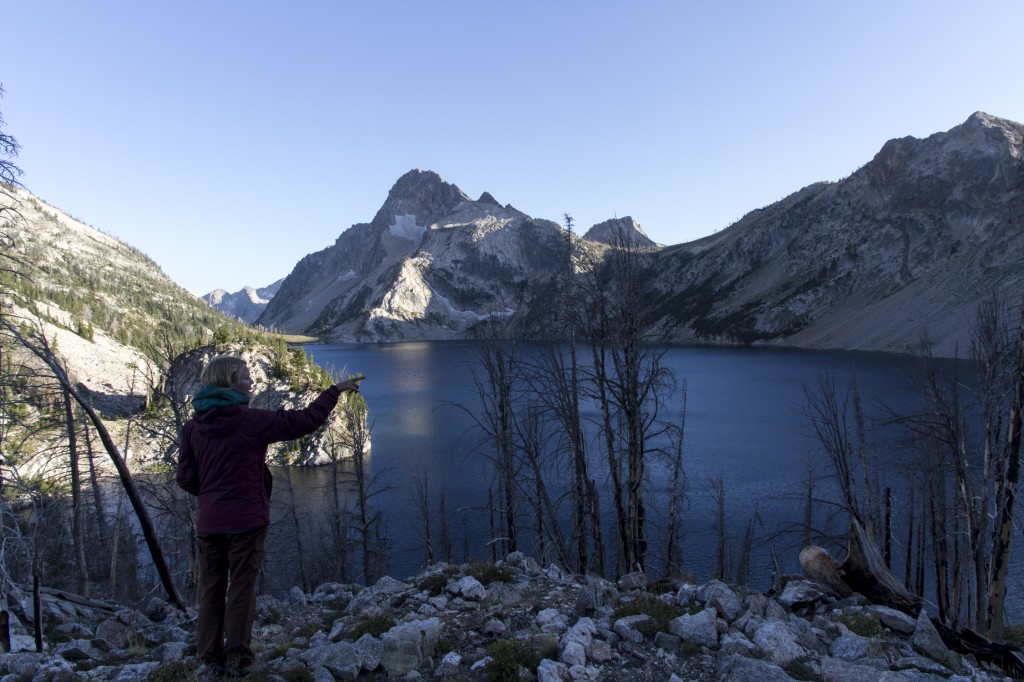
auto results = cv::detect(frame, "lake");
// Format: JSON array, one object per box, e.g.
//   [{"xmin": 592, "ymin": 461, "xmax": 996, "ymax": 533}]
[{"xmin": 272, "ymin": 341, "xmax": 944, "ymax": 589}]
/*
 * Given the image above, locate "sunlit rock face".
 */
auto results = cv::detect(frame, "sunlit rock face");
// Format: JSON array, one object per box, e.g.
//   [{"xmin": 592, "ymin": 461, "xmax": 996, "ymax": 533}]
[{"xmin": 258, "ymin": 169, "xmax": 577, "ymax": 342}]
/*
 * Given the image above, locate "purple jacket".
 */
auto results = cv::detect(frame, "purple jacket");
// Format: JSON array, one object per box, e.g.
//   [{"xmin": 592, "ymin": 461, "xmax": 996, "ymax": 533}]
[{"xmin": 176, "ymin": 386, "xmax": 341, "ymax": 534}]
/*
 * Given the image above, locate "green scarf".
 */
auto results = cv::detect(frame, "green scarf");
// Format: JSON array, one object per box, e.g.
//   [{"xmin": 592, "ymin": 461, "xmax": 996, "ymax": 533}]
[{"xmin": 191, "ymin": 385, "xmax": 251, "ymax": 414}]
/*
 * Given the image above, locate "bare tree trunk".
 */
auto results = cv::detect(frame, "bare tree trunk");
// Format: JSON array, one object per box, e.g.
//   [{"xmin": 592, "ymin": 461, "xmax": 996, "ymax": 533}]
[
  {"xmin": 83, "ymin": 419, "xmax": 109, "ymax": 550},
  {"xmin": 587, "ymin": 479, "xmax": 605, "ymax": 576},
  {"xmin": 63, "ymin": 389, "xmax": 89, "ymax": 596},
  {"xmin": 665, "ymin": 394, "xmax": 687, "ymax": 578},
  {"xmin": 852, "ymin": 379, "xmax": 877, "ymax": 539},
  {"xmin": 411, "ymin": 469, "xmax": 434, "ymax": 566},
  {"xmin": 985, "ymin": 303, "xmax": 1024, "ymax": 638},
  {"xmin": 707, "ymin": 474, "xmax": 726, "ymax": 581},
  {"xmin": 32, "ymin": 549, "xmax": 41, "ymax": 653},
  {"xmin": 438, "ymin": 490, "xmax": 452, "ymax": 564},
  {"xmin": 279, "ymin": 466, "xmax": 309, "ymax": 591}
]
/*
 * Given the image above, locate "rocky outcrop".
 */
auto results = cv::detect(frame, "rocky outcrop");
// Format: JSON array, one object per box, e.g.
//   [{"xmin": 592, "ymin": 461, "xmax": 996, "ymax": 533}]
[
  {"xmin": 583, "ymin": 216, "xmax": 658, "ymax": 249},
  {"xmin": 6, "ymin": 552, "xmax": 1014, "ymax": 681},
  {"xmin": 203, "ymin": 279, "xmax": 283, "ymax": 324}
]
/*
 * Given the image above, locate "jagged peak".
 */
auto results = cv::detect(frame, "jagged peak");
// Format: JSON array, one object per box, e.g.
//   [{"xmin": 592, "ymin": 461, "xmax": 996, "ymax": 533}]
[
  {"xmin": 583, "ymin": 216, "xmax": 658, "ymax": 249},
  {"xmin": 371, "ymin": 169, "xmax": 470, "ymax": 231},
  {"xmin": 477, "ymin": 191, "xmax": 500, "ymax": 206}
]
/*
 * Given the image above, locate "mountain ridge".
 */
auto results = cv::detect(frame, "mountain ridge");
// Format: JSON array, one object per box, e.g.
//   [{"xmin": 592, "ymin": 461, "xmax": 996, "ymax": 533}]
[{"xmin": 257, "ymin": 112, "xmax": 1023, "ymax": 356}]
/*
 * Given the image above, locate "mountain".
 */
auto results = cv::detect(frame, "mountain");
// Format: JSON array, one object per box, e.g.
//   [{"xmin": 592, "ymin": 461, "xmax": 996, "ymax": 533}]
[
  {"xmin": 260, "ymin": 113, "xmax": 1024, "ymax": 356},
  {"xmin": 258, "ymin": 169, "xmax": 582, "ymax": 340},
  {"xmin": 203, "ymin": 279, "xmax": 282, "ymax": 324},
  {"xmin": 0, "ymin": 188, "xmax": 248, "ymax": 414},
  {"xmin": 646, "ymin": 112, "xmax": 1024, "ymax": 356},
  {"xmin": 583, "ymin": 216, "xmax": 658, "ymax": 249}
]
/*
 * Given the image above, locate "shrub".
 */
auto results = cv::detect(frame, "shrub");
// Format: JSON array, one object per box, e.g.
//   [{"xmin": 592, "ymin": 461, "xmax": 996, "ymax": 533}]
[
  {"xmin": 468, "ymin": 562, "xmax": 515, "ymax": 585},
  {"xmin": 613, "ymin": 594, "xmax": 684, "ymax": 633},
  {"xmin": 1003, "ymin": 624, "xmax": 1024, "ymax": 649},
  {"xmin": 836, "ymin": 611, "xmax": 882, "ymax": 638},
  {"xmin": 350, "ymin": 615, "xmax": 395, "ymax": 639},
  {"xmin": 485, "ymin": 638, "xmax": 541, "ymax": 682},
  {"xmin": 417, "ymin": 573, "xmax": 450, "ymax": 596}
]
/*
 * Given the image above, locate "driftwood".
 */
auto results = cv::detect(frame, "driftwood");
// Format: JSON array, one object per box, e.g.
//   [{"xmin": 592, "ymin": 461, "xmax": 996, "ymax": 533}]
[{"xmin": 839, "ymin": 518, "xmax": 1024, "ymax": 677}]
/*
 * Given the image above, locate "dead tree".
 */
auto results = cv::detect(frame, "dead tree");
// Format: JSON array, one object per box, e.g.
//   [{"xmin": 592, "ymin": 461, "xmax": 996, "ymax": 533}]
[
  {"xmin": 0, "ymin": 318, "xmax": 185, "ymax": 609},
  {"xmin": 985, "ymin": 301, "xmax": 1024, "ymax": 638},
  {"xmin": 62, "ymin": 388, "xmax": 89, "ymax": 596}
]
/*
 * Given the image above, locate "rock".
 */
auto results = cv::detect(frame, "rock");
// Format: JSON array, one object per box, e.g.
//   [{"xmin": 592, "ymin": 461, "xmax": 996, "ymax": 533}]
[
  {"xmin": 379, "ymin": 617, "xmax": 442, "ymax": 676},
  {"xmin": 777, "ymin": 579, "xmax": 829, "ymax": 612},
  {"xmin": 297, "ymin": 640, "xmax": 361, "ymax": 681},
  {"xmin": 537, "ymin": 658, "xmax": 568, "ymax": 682},
  {"xmin": 719, "ymin": 630, "xmax": 758, "ymax": 657},
  {"xmin": 354, "ymin": 633, "xmax": 383, "ymax": 671},
  {"xmin": 94, "ymin": 617, "xmax": 137, "ymax": 650},
  {"xmin": 434, "ymin": 650, "xmax": 462, "ymax": 677},
  {"xmin": 148, "ymin": 641, "xmax": 189, "ymax": 664},
  {"xmin": 482, "ymin": 617, "xmax": 506, "ymax": 636},
  {"xmin": 751, "ymin": 620, "xmax": 808, "ymax": 666},
  {"xmin": 448, "ymin": 575, "xmax": 486, "ymax": 601},
  {"xmin": 700, "ymin": 580, "xmax": 744, "ymax": 622},
  {"xmin": 654, "ymin": 631, "xmax": 681, "ymax": 653},
  {"xmin": 288, "ymin": 585, "xmax": 309, "ymax": 606},
  {"xmin": 715, "ymin": 653, "xmax": 802, "ymax": 682},
  {"xmin": 143, "ymin": 597, "xmax": 175, "ymax": 623},
  {"xmin": 871, "ymin": 605, "xmax": 918, "ymax": 634},
  {"xmin": 616, "ymin": 613, "xmax": 655, "ymax": 643},
  {"xmin": 912, "ymin": 611, "xmax": 961, "ymax": 671},
  {"xmin": 668, "ymin": 608, "xmax": 719, "ymax": 648},
  {"xmin": 55, "ymin": 638, "xmax": 106, "ymax": 662},
  {"xmin": 537, "ymin": 608, "xmax": 569, "ymax": 633},
  {"xmin": 617, "ymin": 571, "xmax": 648, "ymax": 591}
]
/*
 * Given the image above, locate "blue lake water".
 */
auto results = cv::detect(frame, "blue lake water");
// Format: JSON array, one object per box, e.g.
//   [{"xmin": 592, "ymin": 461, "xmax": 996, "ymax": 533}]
[{"xmin": 289, "ymin": 343, "xmax": 923, "ymax": 574}]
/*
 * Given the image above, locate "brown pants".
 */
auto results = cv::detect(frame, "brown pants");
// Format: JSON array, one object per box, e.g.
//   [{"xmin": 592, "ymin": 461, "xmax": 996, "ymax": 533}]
[{"xmin": 196, "ymin": 526, "xmax": 268, "ymax": 666}]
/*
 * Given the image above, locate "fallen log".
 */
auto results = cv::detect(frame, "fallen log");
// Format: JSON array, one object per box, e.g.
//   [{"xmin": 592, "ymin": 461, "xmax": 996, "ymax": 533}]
[
  {"xmin": 838, "ymin": 518, "xmax": 1024, "ymax": 678},
  {"xmin": 838, "ymin": 518, "xmax": 921, "ymax": 617}
]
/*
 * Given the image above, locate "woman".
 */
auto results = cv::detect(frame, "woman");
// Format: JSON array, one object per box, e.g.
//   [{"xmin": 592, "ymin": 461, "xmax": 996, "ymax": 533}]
[{"xmin": 176, "ymin": 354, "xmax": 363, "ymax": 677}]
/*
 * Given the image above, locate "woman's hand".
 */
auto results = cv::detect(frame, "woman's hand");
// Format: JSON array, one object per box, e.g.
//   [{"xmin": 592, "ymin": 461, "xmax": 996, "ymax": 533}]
[{"xmin": 336, "ymin": 375, "xmax": 365, "ymax": 393}]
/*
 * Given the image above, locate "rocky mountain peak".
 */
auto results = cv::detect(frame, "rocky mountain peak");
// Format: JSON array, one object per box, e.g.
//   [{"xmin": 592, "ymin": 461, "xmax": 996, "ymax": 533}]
[
  {"xmin": 583, "ymin": 216, "xmax": 658, "ymax": 249},
  {"xmin": 370, "ymin": 169, "xmax": 470, "ymax": 231},
  {"xmin": 477, "ymin": 191, "xmax": 501, "ymax": 206}
]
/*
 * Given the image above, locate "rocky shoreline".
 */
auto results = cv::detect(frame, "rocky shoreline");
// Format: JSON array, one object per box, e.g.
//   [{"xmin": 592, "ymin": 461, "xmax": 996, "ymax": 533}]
[{"xmin": 0, "ymin": 552, "xmax": 1013, "ymax": 681}]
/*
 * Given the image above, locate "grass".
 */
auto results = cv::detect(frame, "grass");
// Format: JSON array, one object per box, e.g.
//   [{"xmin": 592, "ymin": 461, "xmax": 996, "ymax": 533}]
[{"xmin": 145, "ymin": 661, "xmax": 198, "ymax": 681}]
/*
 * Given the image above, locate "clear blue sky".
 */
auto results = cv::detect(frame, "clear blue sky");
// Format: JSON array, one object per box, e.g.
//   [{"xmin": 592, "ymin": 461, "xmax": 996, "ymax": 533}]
[{"xmin": 4, "ymin": 1, "xmax": 1022, "ymax": 296}]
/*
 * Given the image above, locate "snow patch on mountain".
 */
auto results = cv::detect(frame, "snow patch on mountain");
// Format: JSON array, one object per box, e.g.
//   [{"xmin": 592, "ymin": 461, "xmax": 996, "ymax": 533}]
[{"xmin": 389, "ymin": 213, "xmax": 426, "ymax": 242}]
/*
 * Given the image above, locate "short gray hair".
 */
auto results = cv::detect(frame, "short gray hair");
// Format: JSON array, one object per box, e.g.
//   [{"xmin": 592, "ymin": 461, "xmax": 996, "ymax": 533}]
[{"xmin": 200, "ymin": 355, "xmax": 247, "ymax": 388}]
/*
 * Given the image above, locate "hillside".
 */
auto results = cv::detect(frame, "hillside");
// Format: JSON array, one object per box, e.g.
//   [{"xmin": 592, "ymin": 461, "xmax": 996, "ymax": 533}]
[
  {"xmin": 648, "ymin": 112, "xmax": 1024, "ymax": 356},
  {"xmin": 0, "ymin": 187, "xmax": 247, "ymax": 412}
]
